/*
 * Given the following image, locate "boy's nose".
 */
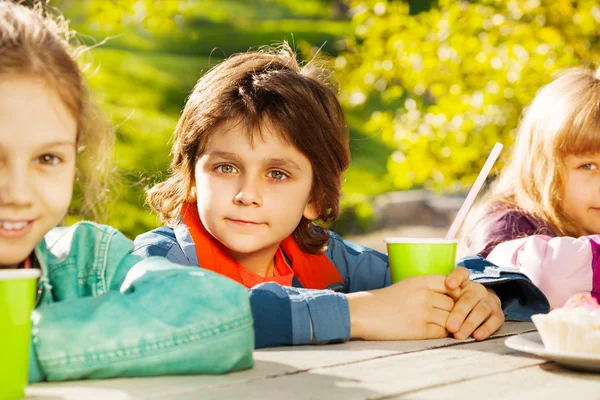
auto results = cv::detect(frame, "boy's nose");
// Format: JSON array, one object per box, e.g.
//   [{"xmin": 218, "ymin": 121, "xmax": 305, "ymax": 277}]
[{"xmin": 233, "ymin": 176, "xmax": 263, "ymax": 207}]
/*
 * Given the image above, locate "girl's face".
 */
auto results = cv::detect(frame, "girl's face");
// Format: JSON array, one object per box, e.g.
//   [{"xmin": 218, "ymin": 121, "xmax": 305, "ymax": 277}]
[
  {"xmin": 193, "ymin": 120, "xmax": 318, "ymax": 269},
  {"xmin": 562, "ymin": 153, "xmax": 600, "ymax": 235},
  {"xmin": 0, "ymin": 75, "xmax": 77, "ymax": 268}
]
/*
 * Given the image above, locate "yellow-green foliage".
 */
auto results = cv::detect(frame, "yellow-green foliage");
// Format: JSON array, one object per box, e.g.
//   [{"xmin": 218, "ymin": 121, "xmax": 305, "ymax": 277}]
[
  {"xmin": 336, "ymin": 0, "xmax": 600, "ymax": 192},
  {"xmin": 57, "ymin": 0, "xmax": 370, "ymax": 238}
]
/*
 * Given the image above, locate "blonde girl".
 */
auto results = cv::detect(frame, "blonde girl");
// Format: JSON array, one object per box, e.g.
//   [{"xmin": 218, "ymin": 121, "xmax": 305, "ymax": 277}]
[{"xmin": 462, "ymin": 67, "xmax": 600, "ymax": 308}]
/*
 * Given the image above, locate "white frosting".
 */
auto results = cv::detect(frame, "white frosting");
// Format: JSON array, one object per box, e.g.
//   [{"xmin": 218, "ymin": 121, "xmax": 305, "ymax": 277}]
[{"xmin": 545, "ymin": 307, "xmax": 600, "ymax": 327}]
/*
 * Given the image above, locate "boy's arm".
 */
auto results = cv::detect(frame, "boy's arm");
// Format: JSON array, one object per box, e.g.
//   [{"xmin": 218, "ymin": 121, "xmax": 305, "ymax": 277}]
[
  {"xmin": 31, "ymin": 255, "xmax": 254, "ymax": 381},
  {"xmin": 485, "ymin": 235, "xmax": 598, "ymax": 308},
  {"xmin": 250, "ymin": 275, "xmax": 463, "ymax": 347},
  {"xmin": 325, "ymin": 232, "xmax": 391, "ymax": 292},
  {"xmin": 249, "ymin": 282, "xmax": 350, "ymax": 348}
]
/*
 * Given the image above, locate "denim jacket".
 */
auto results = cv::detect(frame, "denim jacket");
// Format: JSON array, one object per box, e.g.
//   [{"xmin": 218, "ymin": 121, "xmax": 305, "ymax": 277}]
[
  {"xmin": 29, "ymin": 222, "xmax": 254, "ymax": 382},
  {"xmin": 134, "ymin": 223, "xmax": 550, "ymax": 348}
]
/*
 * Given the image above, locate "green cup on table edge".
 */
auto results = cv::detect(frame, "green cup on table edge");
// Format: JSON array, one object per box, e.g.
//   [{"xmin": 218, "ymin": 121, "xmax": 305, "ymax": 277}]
[
  {"xmin": 0, "ymin": 269, "xmax": 40, "ymax": 400},
  {"xmin": 384, "ymin": 238, "xmax": 457, "ymax": 284}
]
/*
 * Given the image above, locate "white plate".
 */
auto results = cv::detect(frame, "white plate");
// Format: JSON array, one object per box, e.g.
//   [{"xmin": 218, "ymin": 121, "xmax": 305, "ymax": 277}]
[{"xmin": 505, "ymin": 332, "xmax": 600, "ymax": 372}]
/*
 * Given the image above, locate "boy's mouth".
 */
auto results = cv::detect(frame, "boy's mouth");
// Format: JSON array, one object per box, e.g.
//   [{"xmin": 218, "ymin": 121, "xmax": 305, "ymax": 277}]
[
  {"xmin": 0, "ymin": 220, "xmax": 34, "ymax": 238},
  {"xmin": 226, "ymin": 218, "xmax": 264, "ymax": 227}
]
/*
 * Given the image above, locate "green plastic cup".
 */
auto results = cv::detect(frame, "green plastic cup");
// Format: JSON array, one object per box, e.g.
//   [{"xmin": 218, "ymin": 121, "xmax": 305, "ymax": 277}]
[
  {"xmin": 384, "ymin": 238, "xmax": 457, "ymax": 283},
  {"xmin": 0, "ymin": 269, "xmax": 40, "ymax": 400}
]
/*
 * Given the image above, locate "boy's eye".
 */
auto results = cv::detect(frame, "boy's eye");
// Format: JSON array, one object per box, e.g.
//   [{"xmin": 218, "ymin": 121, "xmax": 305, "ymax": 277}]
[
  {"xmin": 216, "ymin": 164, "xmax": 238, "ymax": 174},
  {"xmin": 36, "ymin": 154, "xmax": 61, "ymax": 166},
  {"xmin": 579, "ymin": 163, "xmax": 598, "ymax": 171},
  {"xmin": 267, "ymin": 170, "xmax": 288, "ymax": 180}
]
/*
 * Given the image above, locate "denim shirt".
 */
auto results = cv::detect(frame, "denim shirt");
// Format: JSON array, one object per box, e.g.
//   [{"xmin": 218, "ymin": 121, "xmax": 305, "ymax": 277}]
[
  {"xmin": 29, "ymin": 222, "xmax": 254, "ymax": 382},
  {"xmin": 134, "ymin": 223, "xmax": 550, "ymax": 348},
  {"xmin": 134, "ymin": 224, "xmax": 390, "ymax": 347}
]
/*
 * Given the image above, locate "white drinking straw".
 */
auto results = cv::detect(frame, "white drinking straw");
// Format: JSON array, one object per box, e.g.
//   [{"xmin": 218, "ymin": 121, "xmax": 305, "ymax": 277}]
[{"xmin": 445, "ymin": 142, "xmax": 503, "ymax": 240}]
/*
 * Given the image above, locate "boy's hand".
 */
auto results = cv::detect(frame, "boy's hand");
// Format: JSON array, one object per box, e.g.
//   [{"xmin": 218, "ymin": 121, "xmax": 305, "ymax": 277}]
[
  {"xmin": 444, "ymin": 267, "xmax": 504, "ymax": 341},
  {"xmin": 347, "ymin": 275, "xmax": 461, "ymax": 341}
]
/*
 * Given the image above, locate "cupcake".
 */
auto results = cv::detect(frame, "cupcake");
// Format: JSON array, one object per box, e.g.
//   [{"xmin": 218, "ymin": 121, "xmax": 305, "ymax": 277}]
[{"xmin": 531, "ymin": 293, "xmax": 600, "ymax": 353}]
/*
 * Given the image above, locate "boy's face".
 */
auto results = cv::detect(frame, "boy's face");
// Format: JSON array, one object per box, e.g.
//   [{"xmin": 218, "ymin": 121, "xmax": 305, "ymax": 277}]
[
  {"xmin": 194, "ymin": 120, "xmax": 318, "ymax": 266},
  {"xmin": 562, "ymin": 153, "xmax": 600, "ymax": 235},
  {"xmin": 0, "ymin": 76, "xmax": 77, "ymax": 268}
]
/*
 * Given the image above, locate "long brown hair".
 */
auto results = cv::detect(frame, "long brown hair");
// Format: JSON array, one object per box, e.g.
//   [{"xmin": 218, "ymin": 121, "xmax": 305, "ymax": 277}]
[
  {"xmin": 0, "ymin": 1, "xmax": 114, "ymax": 220},
  {"xmin": 461, "ymin": 67, "xmax": 600, "ymax": 255},
  {"xmin": 147, "ymin": 45, "xmax": 350, "ymax": 253}
]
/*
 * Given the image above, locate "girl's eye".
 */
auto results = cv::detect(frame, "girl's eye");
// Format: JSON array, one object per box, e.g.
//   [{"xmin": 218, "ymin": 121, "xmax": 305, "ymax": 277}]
[
  {"xmin": 267, "ymin": 170, "xmax": 289, "ymax": 180},
  {"xmin": 36, "ymin": 154, "xmax": 61, "ymax": 166},
  {"xmin": 216, "ymin": 164, "xmax": 238, "ymax": 174},
  {"xmin": 579, "ymin": 163, "xmax": 598, "ymax": 171}
]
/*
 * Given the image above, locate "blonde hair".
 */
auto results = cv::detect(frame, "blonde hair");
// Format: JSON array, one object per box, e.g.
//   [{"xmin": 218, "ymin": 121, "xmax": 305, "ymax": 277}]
[
  {"xmin": 461, "ymin": 67, "xmax": 600, "ymax": 254},
  {"xmin": 0, "ymin": 1, "xmax": 114, "ymax": 220},
  {"xmin": 147, "ymin": 45, "xmax": 350, "ymax": 253}
]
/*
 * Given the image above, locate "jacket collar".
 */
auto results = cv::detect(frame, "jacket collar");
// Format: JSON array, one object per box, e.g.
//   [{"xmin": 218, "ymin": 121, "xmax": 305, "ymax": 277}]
[
  {"xmin": 33, "ymin": 226, "xmax": 74, "ymax": 306},
  {"xmin": 177, "ymin": 203, "xmax": 343, "ymax": 290},
  {"xmin": 173, "ymin": 217, "xmax": 200, "ymax": 266}
]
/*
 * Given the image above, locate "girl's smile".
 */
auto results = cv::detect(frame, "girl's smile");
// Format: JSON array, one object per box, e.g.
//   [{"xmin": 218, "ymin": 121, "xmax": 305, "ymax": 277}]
[{"xmin": 0, "ymin": 220, "xmax": 35, "ymax": 239}]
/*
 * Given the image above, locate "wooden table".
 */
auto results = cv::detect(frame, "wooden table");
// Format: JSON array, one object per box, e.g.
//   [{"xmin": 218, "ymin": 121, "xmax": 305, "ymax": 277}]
[{"xmin": 25, "ymin": 322, "xmax": 600, "ymax": 400}]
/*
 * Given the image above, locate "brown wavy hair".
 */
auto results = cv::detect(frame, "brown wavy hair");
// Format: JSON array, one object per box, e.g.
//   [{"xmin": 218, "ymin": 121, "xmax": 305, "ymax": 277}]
[
  {"xmin": 0, "ymin": 1, "xmax": 114, "ymax": 221},
  {"xmin": 147, "ymin": 44, "xmax": 350, "ymax": 253}
]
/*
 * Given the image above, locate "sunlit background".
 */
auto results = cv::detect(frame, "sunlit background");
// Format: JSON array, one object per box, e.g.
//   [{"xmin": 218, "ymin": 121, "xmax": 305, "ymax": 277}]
[{"xmin": 50, "ymin": 0, "xmax": 600, "ymax": 241}]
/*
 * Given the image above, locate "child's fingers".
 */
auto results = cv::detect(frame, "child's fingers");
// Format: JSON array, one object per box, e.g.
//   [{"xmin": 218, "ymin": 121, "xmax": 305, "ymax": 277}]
[
  {"xmin": 472, "ymin": 312, "xmax": 504, "ymax": 341},
  {"xmin": 428, "ymin": 308, "xmax": 451, "ymax": 327},
  {"xmin": 426, "ymin": 323, "xmax": 451, "ymax": 339},
  {"xmin": 424, "ymin": 275, "xmax": 461, "ymax": 299},
  {"xmin": 432, "ymin": 292, "xmax": 455, "ymax": 312},
  {"xmin": 445, "ymin": 267, "xmax": 469, "ymax": 291},
  {"xmin": 453, "ymin": 300, "xmax": 492, "ymax": 340},
  {"xmin": 423, "ymin": 275, "xmax": 450, "ymax": 292},
  {"xmin": 446, "ymin": 284, "xmax": 488, "ymax": 333}
]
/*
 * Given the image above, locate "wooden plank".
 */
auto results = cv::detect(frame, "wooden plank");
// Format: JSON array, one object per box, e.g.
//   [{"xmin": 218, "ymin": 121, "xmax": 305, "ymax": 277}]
[
  {"xmin": 253, "ymin": 321, "xmax": 534, "ymax": 371},
  {"xmin": 25, "ymin": 364, "xmax": 286, "ymax": 400},
  {"xmin": 400, "ymin": 362, "xmax": 600, "ymax": 400},
  {"xmin": 25, "ymin": 322, "xmax": 534, "ymax": 399},
  {"xmin": 166, "ymin": 334, "xmax": 546, "ymax": 399}
]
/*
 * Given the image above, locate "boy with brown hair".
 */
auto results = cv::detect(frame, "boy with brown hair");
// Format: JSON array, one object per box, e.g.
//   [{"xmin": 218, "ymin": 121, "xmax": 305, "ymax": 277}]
[{"xmin": 134, "ymin": 45, "xmax": 505, "ymax": 347}]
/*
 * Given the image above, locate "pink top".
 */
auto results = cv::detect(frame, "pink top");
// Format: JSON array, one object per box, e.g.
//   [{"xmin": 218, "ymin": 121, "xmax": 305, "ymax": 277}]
[{"xmin": 487, "ymin": 235, "xmax": 600, "ymax": 308}]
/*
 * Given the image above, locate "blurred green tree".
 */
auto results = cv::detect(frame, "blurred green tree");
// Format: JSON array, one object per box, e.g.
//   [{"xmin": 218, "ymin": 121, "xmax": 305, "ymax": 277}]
[
  {"xmin": 50, "ymin": 0, "xmax": 356, "ymax": 237},
  {"xmin": 336, "ymin": 0, "xmax": 600, "ymax": 192}
]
